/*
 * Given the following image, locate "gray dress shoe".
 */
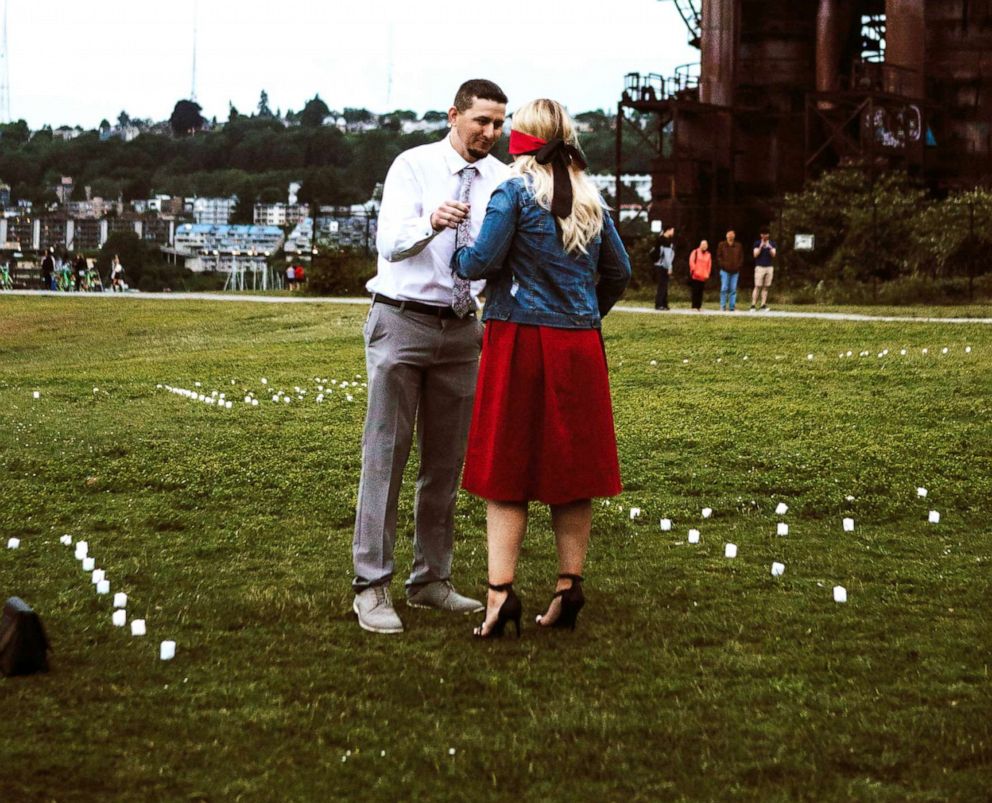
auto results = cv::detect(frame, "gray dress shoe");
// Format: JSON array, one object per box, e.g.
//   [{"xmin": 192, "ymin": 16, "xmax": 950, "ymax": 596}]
[
  {"xmin": 353, "ymin": 586, "xmax": 404, "ymax": 634},
  {"xmin": 407, "ymin": 580, "xmax": 484, "ymax": 614}
]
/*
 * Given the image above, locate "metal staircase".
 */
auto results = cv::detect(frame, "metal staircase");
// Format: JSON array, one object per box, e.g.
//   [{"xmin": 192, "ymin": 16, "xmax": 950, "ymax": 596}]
[{"xmin": 667, "ymin": 0, "xmax": 702, "ymax": 48}]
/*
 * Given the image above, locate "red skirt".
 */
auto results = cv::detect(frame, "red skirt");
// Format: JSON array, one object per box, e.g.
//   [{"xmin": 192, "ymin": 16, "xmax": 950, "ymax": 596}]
[{"xmin": 461, "ymin": 321, "xmax": 622, "ymax": 504}]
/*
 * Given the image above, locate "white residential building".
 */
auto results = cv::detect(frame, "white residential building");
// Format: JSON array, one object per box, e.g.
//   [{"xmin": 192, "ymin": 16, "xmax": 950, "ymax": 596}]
[
  {"xmin": 253, "ymin": 203, "xmax": 309, "ymax": 227},
  {"xmin": 401, "ymin": 119, "xmax": 448, "ymax": 135},
  {"xmin": 174, "ymin": 223, "xmax": 284, "ymax": 259},
  {"xmin": 192, "ymin": 196, "xmax": 237, "ymax": 225}
]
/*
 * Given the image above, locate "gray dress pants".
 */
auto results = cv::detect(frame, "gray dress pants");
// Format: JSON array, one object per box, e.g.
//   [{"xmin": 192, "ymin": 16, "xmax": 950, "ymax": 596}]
[{"xmin": 352, "ymin": 302, "xmax": 482, "ymax": 591}]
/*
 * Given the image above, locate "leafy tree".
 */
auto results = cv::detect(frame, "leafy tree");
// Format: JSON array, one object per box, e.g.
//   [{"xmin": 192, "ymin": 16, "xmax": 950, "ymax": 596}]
[
  {"xmin": 343, "ymin": 107, "xmax": 375, "ymax": 124},
  {"xmin": 257, "ymin": 90, "xmax": 273, "ymax": 118},
  {"xmin": 0, "ymin": 120, "xmax": 31, "ymax": 146},
  {"xmin": 575, "ymin": 110, "xmax": 611, "ymax": 132},
  {"xmin": 117, "ymin": 111, "xmax": 131, "ymax": 129},
  {"xmin": 122, "ymin": 173, "xmax": 152, "ymax": 201},
  {"xmin": 422, "ymin": 110, "xmax": 447, "ymax": 123},
  {"xmin": 170, "ymin": 99, "xmax": 205, "ymax": 136},
  {"xmin": 300, "ymin": 95, "xmax": 331, "ymax": 128},
  {"xmin": 296, "ymin": 167, "xmax": 342, "ymax": 207},
  {"xmin": 778, "ymin": 165, "xmax": 927, "ymax": 285},
  {"xmin": 228, "ymin": 102, "xmax": 240, "ymax": 122},
  {"xmin": 913, "ymin": 189, "xmax": 992, "ymax": 281}
]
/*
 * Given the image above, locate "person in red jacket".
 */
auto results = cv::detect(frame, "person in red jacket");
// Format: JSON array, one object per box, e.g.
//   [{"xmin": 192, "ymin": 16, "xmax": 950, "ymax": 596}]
[{"xmin": 688, "ymin": 239, "xmax": 712, "ymax": 311}]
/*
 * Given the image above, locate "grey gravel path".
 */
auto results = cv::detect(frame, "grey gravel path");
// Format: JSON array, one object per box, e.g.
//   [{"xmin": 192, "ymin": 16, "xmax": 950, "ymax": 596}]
[{"xmin": 3, "ymin": 289, "xmax": 990, "ymax": 325}]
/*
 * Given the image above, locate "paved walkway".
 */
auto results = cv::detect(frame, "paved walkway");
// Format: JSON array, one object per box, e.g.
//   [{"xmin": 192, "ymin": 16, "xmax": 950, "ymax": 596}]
[{"xmin": 3, "ymin": 289, "xmax": 990, "ymax": 325}]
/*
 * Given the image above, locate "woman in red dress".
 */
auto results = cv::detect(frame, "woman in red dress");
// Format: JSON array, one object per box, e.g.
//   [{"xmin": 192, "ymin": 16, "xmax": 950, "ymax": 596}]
[{"xmin": 453, "ymin": 98, "xmax": 631, "ymax": 638}]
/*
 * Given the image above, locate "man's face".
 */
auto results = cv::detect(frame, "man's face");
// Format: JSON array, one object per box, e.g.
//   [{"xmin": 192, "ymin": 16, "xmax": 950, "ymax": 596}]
[
  {"xmin": 726, "ymin": 231, "xmax": 735, "ymax": 244},
  {"xmin": 448, "ymin": 98, "xmax": 506, "ymax": 162}
]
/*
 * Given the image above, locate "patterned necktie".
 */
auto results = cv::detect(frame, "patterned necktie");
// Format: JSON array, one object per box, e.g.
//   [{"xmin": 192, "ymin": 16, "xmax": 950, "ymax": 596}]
[{"xmin": 451, "ymin": 165, "xmax": 477, "ymax": 318}]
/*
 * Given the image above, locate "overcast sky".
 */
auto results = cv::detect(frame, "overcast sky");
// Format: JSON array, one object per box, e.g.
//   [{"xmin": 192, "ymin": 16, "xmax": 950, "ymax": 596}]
[{"xmin": 7, "ymin": 0, "xmax": 696, "ymax": 129}]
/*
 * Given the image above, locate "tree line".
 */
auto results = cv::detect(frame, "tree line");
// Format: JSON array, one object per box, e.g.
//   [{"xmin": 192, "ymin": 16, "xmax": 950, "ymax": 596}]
[{"xmin": 0, "ymin": 98, "xmax": 651, "ymax": 221}]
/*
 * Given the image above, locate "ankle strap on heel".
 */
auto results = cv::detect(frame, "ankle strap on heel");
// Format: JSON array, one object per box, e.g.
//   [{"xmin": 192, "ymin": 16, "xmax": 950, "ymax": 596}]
[
  {"xmin": 558, "ymin": 574, "xmax": 583, "ymax": 583},
  {"xmin": 488, "ymin": 581, "xmax": 514, "ymax": 591}
]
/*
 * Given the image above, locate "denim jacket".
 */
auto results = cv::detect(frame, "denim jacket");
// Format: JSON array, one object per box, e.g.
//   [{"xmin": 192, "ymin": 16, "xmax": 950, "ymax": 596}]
[{"xmin": 452, "ymin": 177, "xmax": 631, "ymax": 329}]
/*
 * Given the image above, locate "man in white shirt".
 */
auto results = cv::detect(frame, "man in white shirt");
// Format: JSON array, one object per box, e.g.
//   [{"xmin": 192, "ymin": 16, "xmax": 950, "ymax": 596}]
[{"xmin": 352, "ymin": 79, "xmax": 510, "ymax": 634}]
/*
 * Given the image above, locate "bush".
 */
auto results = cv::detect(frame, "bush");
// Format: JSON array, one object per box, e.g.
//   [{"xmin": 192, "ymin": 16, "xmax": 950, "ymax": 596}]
[
  {"xmin": 776, "ymin": 166, "xmax": 992, "ymax": 294},
  {"xmin": 305, "ymin": 248, "xmax": 376, "ymax": 296}
]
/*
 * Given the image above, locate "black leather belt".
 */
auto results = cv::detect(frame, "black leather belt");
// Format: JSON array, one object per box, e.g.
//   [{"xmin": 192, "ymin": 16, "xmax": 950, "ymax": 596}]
[{"xmin": 372, "ymin": 293, "xmax": 469, "ymax": 319}]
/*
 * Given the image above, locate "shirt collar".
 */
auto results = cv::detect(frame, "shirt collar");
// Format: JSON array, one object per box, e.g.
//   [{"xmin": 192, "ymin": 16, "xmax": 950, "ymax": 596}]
[{"xmin": 442, "ymin": 133, "xmax": 496, "ymax": 177}]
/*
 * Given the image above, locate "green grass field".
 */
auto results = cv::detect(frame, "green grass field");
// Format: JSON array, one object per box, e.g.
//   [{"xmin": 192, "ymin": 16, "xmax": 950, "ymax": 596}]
[{"xmin": 2, "ymin": 296, "xmax": 990, "ymax": 802}]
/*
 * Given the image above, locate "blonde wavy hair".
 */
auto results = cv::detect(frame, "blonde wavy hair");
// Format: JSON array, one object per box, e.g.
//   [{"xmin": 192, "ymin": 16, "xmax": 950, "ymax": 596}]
[{"xmin": 511, "ymin": 99, "xmax": 603, "ymax": 255}]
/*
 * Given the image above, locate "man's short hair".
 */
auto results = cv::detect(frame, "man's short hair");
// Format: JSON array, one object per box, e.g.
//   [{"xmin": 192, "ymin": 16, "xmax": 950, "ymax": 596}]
[
  {"xmin": 726, "ymin": 229, "xmax": 735, "ymax": 235},
  {"xmin": 453, "ymin": 79, "xmax": 508, "ymax": 111},
  {"xmin": 759, "ymin": 225, "xmax": 771, "ymax": 235}
]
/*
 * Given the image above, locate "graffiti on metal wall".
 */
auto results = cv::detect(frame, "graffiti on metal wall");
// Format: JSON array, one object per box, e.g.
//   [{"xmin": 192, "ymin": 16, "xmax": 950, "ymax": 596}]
[{"xmin": 867, "ymin": 104, "xmax": 923, "ymax": 150}]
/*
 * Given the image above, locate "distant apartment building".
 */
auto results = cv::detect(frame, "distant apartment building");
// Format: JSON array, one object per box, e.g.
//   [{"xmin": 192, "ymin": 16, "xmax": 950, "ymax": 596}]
[
  {"xmin": 72, "ymin": 219, "xmax": 104, "ymax": 251},
  {"xmin": 253, "ymin": 202, "xmax": 309, "ymax": 227},
  {"xmin": 284, "ymin": 207, "xmax": 378, "ymax": 254},
  {"xmin": 4, "ymin": 216, "xmax": 38, "ymax": 250},
  {"xmin": 400, "ymin": 119, "xmax": 448, "ymax": 135},
  {"xmin": 104, "ymin": 124, "xmax": 141, "ymax": 142},
  {"xmin": 0, "ymin": 182, "xmax": 10, "ymax": 208},
  {"xmin": 172, "ymin": 223, "xmax": 284, "ymax": 272},
  {"xmin": 134, "ymin": 195, "xmax": 186, "ymax": 216},
  {"xmin": 54, "ymin": 126, "xmax": 84, "ymax": 142},
  {"xmin": 191, "ymin": 196, "xmax": 237, "ymax": 225},
  {"xmin": 142, "ymin": 217, "xmax": 176, "ymax": 245},
  {"xmin": 39, "ymin": 217, "xmax": 70, "ymax": 252},
  {"xmin": 107, "ymin": 216, "xmax": 143, "ymax": 240},
  {"xmin": 0, "ymin": 214, "xmax": 176, "ymax": 253},
  {"xmin": 67, "ymin": 198, "xmax": 116, "ymax": 219}
]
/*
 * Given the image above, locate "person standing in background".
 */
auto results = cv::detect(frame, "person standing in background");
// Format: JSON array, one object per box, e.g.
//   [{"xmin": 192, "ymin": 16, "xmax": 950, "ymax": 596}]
[
  {"xmin": 716, "ymin": 229, "xmax": 743, "ymax": 312},
  {"xmin": 110, "ymin": 255, "xmax": 125, "ymax": 291},
  {"xmin": 751, "ymin": 226, "xmax": 777, "ymax": 311},
  {"xmin": 41, "ymin": 249, "xmax": 55, "ymax": 291},
  {"xmin": 653, "ymin": 225, "xmax": 675, "ymax": 311},
  {"xmin": 73, "ymin": 253, "xmax": 87, "ymax": 292},
  {"xmin": 688, "ymin": 239, "xmax": 712, "ymax": 311}
]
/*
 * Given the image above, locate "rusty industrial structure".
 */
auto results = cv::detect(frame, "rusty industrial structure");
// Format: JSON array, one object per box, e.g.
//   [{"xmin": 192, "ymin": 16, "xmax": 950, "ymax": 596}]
[{"xmin": 617, "ymin": 0, "xmax": 992, "ymax": 237}]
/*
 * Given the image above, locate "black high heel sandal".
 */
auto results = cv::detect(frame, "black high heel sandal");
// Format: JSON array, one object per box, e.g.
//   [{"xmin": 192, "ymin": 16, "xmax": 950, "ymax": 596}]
[
  {"xmin": 473, "ymin": 582, "xmax": 522, "ymax": 639},
  {"xmin": 536, "ymin": 574, "xmax": 585, "ymax": 631}
]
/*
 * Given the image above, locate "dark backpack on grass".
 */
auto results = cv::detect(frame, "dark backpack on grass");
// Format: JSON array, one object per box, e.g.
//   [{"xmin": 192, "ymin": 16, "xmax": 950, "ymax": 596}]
[{"xmin": 0, "ymin": 597, "xmax": 50, "ymax": 676}]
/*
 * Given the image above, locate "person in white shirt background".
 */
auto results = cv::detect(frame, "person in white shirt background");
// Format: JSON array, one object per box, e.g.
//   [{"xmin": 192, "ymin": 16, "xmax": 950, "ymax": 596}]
[{"xmin": 351, "ymin": 79, "xmax": 510, "ymax": 634}]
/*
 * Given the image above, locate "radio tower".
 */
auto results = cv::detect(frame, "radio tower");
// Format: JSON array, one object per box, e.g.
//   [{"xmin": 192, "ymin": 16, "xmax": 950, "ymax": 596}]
[
  {"xmin": 190, "ymin": 0, "xmax": 198, "ymax": 101},
  {"xmin": 0, "ymin": 0, "xmax": 11, "ymax": 122}
]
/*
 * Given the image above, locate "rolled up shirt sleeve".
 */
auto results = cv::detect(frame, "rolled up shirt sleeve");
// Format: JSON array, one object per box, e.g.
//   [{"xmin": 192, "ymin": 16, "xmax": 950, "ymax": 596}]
[{"xmin": 375, "ymin": 154, "xmax": 440, "ymax": 263}]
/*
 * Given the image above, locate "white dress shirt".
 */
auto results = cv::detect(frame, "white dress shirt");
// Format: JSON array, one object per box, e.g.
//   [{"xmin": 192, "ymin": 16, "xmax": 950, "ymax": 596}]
[{"xmin": 369, "ymin": 133, "xmax": 511, "ymax": 307}]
